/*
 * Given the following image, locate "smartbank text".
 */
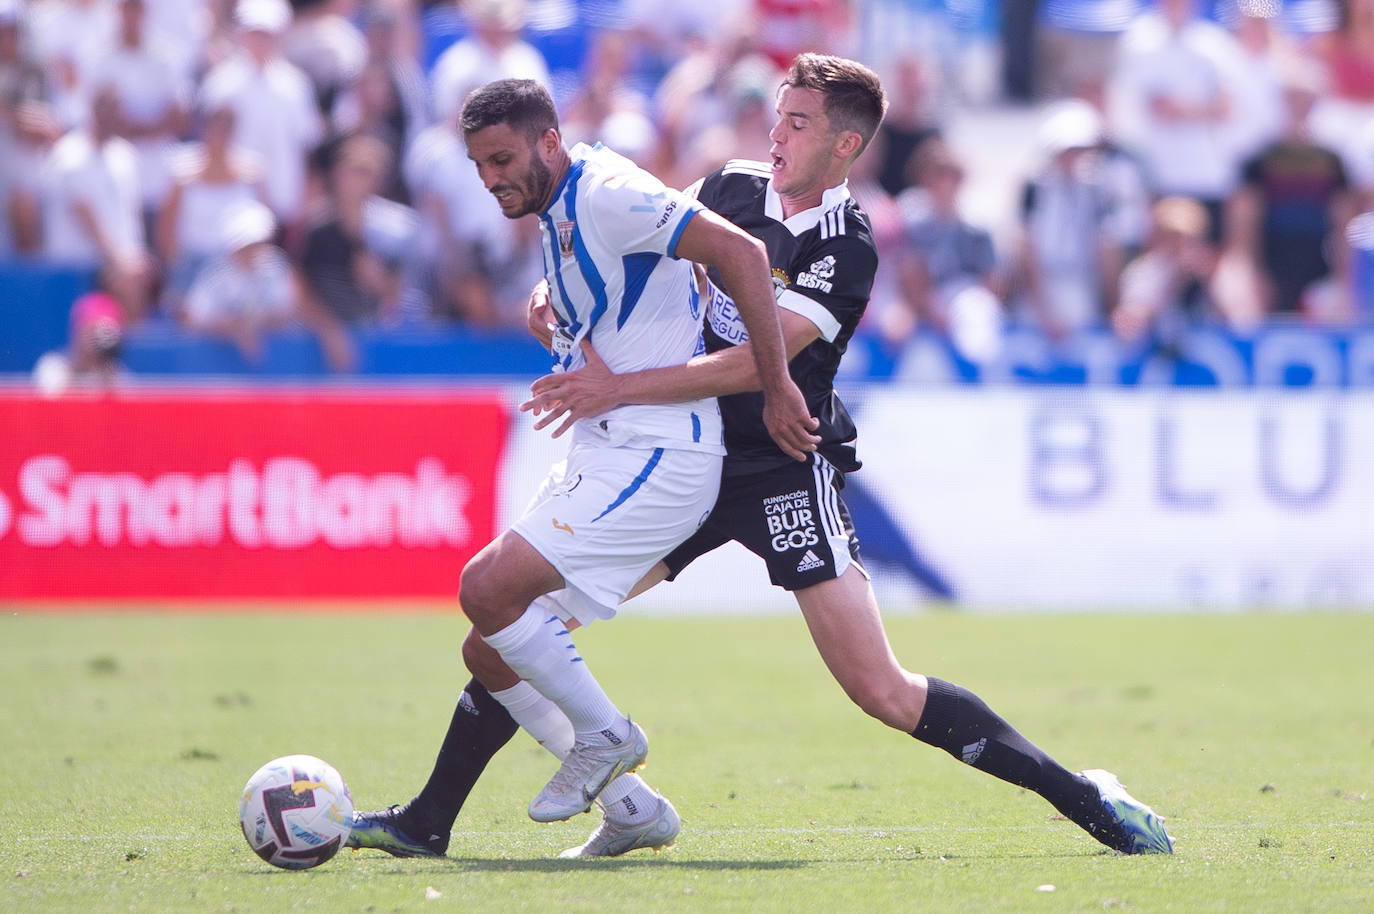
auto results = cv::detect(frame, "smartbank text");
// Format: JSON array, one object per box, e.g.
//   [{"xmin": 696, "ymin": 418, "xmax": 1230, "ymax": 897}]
[{"xmin": 0, "ymin": 455, "xmax": 473, "ymax": 550}]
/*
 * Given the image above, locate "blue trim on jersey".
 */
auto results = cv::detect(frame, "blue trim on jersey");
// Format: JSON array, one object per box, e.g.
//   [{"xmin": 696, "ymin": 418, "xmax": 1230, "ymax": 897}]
[
  {"xmin": 540, "ymin": 160, "xmax": 590, "ymax": 369},
  {"xmin": 618, "ymin": 252, "xmax": 660, "ymax": 330},
  {"xmin": 593, "ymin": 447, "xmax": 664, "ymax": 522},
  {"xmin": 690, "ymin": 412, "xmax": 701, "ymax": 443},
  {"xmin": 564, "ymin": 164, "xmax": 611, "ymax": 341},
  {"xmin": 541, "ymin": 155, "xmax": 577, "ymax": 217},
  {"xmin": 667, "ymin": 206, "xmax": 701, "ymax": 259}
]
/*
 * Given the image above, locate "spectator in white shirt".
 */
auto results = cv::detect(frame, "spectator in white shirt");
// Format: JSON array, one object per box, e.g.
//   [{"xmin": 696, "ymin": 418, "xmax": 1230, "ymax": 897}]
[
  {"xmin": 155, "ymin": 98, "xmax": 269, "ymax": 311},
  {"xmin": 90, "ymin": 0, "xmax": 190, "ymax": 220},
  {"xmin": 41, "ymin": 80, "xmax": 152, "ymax": 318},
  {"xmin": 1013, "ymin": 100, "xmax": 1123, "ymax": 341},
  {"xmin": 182, "ymin": 199, "xmax": 301, "ymax": 364},
  {"xmin": 281, "ymin": 0, "xmax": 367, "ymax": 115},
  {"xmin": 429, "ymin": 0, "xmax": 550, "ymax": 123},
  {"xmin": 25, "ymin": 0, "xmax": 117, "ymax": 129},
  {"xmin": 0, "ymin": 1, "xmax": 55, "ymax": 256},
  {"xmin": 1111, "ymin": 0, "xmax": 1248, "ymax": 241},
  {"xmin": 200, "ymin": 0, "xmax": 324, "ymax": 232}
]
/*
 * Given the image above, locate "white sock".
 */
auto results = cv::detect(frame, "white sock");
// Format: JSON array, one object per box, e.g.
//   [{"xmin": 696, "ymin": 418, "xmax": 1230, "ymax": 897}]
[
  {"xmin": 490, "ymin": 681, "xmax": 574, "ymax": 758},
  {"xmin": 482, "ymin": 603, "xmax": 628, "ymax": 741},
  {"xmin": 598, "ymin": 774, "xmax": 659, "ymax": 825},
  {"xmin": 491, "ymin": 679, "xmax": 657, "ymax": 824}
]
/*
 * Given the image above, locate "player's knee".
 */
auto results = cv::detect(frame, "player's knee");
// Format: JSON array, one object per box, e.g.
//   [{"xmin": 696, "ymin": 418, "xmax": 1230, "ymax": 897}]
[
  {"xmin": 457, "ymin": 556, "xmax": 496, "ymax": 623},
  {"xmin": 461, "ymin": 627, "xmax": 506, "ymax": 682},
  {"xmin": 845, "ymin": 673, "xmax": 917, "ymax": 730}
]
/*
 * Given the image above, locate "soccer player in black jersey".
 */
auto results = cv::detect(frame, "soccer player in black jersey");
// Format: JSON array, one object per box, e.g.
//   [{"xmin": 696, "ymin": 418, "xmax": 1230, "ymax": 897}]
[{"xmin": 349, "ymin": 53, "xmax": 1173, "ymax": 860}]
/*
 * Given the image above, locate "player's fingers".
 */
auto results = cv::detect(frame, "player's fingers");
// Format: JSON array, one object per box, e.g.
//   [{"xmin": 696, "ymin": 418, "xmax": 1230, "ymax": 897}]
[
  {"xmin": 550, "ymin": 412, "xmax": 578, "ymax": 438},
  {"xmin": 518, "ymin": 392, "xmax": 553, "ymax": 413},
  {"xmin": 578, "ymin": 338, "xmax": 603, "ymax": 366},
  {"xmin": 527, "ymin": 372, "xmax": 562, "ymax": 395},
  {"xmin": 784, "ymin": 425, "xmax": 821, "ymax": 460},
  {"xmin": 530, "ymin": 400, "xmax": 570, "ymax": 430}
]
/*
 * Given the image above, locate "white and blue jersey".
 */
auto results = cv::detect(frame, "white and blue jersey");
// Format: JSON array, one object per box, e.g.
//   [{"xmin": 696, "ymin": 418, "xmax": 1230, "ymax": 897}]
[{"xmin": 537, "ymin": 142, "xmax": 723, "ymax": 456}]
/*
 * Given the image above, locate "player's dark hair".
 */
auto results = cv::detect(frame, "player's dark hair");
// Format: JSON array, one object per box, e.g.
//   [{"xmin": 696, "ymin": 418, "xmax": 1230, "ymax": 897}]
[
  {"xmin": 459, "ymin": 78, "xmax": 559, "ymax": 148},
  {"xmin": 783, "ymin": 53, "xmax": 888, "ymax": 154}
]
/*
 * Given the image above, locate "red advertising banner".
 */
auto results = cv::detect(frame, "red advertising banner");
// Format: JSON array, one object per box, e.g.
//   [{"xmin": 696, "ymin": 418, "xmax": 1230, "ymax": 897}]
[{"xmin": 0, "ymin": 388, "xmax": 509, "ymax": 600}]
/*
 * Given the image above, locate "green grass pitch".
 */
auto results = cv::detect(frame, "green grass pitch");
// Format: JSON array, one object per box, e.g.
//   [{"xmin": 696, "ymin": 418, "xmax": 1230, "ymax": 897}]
[{"xmin": 2, "ymin": 608, "xmax": 1372, "ymax": 913}]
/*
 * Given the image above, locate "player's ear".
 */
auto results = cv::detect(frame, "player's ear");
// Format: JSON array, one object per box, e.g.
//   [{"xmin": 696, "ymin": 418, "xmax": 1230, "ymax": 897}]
[
  {"xmin": 538, "ymin": 127, "xmax": 561, "ymax": 158},
  {"xmin": 835, "ymin": 130, "xmax": 863, "ymax": 160}
]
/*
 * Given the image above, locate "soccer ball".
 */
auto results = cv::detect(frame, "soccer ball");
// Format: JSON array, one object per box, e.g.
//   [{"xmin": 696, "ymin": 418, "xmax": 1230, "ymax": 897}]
[{"xmin": 238, "ymin": 754, "xmax": 353, "ymax": 870}]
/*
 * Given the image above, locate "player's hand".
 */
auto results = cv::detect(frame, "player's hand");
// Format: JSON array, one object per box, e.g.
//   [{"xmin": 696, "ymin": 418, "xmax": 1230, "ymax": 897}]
[
  {"xmin": 527, "ymin": 279, "xmax": 555, "ymax": 352},
  {"xmin": 763, "ymin": 378, "xmax": 820, "ymax": 461},
  {"xmin": 520, "ymin": 339, "xmax": 620, "ymax": 438}
]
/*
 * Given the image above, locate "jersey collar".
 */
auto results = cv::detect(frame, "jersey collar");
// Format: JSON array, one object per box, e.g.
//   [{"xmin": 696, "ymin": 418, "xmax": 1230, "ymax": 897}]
[{"xmin": 764, "ymin": 179, "xmax": 853, "ymax": 236}]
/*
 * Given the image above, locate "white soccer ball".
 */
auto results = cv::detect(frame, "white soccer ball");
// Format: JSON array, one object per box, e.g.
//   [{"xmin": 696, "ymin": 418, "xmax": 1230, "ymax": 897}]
[{"xmin": 238, "ymin": 754, "xmax": 353, "ymax": 869}]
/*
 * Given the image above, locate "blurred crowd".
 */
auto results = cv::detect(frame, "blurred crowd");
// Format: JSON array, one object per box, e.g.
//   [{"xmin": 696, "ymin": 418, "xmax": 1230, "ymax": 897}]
[{"xmin": 2, "ymin": 0, "xmax": 1372, "ymax": 382}]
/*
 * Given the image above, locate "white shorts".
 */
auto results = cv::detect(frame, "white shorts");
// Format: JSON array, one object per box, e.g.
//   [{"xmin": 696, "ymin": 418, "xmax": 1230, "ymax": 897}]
[{"xmin": 512, "ymin": 439, "xmax": 721, "ymax": 625}]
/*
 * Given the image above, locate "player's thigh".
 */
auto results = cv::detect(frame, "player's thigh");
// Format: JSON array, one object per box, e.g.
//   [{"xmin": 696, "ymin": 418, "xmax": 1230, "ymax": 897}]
[
  {"xmin": 793, "ymin": 566, "xmax": 903, "ymax": 685},
  {"xmin": 711, "ymin": 456, "xmax": 862, "ymax": 590},
  {"xmin": 513, "ymin": 442, "xmax": 720, "ymax": 613}
]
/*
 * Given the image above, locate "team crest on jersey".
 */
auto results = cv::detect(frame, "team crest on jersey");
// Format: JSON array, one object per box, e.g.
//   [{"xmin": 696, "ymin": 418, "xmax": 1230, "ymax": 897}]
[
  {"xmin": 770, "ymin": 268, "xmax": 790, "ymax": 301},
  {"xmin": 556, "ymin": 220, "xmax": 575, "ymax": 258},
  {"xmin": 795, "ymin": 256, "xmax": 835, "ymax": 293}
]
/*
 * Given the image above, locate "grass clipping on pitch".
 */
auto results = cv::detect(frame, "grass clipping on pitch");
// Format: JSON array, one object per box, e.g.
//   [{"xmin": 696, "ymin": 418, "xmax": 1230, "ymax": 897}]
[{"xmin": 2, "ymin": 609, "xmax": 1372, "ymax": 913}]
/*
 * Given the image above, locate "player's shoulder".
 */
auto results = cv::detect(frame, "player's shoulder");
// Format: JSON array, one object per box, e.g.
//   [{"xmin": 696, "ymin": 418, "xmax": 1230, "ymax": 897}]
[
  {"xmin": 803, "ymin": 194, "xmax": 877, "ymax": 266},
  {"xmin": 698, "ymin": 160, "xmax": 772, "ymax": 208},
  {"xmin": 575, "ymin": 143, "xmax": 679, "ymax": 201},
  {"xmin": 826, "ymin": 195, "xmax": 876, "ymax": 245}
]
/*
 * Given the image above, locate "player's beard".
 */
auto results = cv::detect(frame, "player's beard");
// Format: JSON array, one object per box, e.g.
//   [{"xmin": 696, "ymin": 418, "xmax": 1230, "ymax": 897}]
[{"xmin": 505, "ymin": 152, "xmax": 554, "ymax": 219}]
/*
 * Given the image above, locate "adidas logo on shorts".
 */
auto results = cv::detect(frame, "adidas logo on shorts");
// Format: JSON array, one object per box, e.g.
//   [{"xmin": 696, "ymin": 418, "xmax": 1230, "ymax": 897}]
[{"xmin": 796, "ymin": 550, "xmax": 826, "ymax": 573}]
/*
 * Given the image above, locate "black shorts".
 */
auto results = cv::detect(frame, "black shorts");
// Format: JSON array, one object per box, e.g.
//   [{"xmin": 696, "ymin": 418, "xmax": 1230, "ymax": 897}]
[{"xmin": 662, "ymin": 453, "xmax": 864, "ymax": 591}]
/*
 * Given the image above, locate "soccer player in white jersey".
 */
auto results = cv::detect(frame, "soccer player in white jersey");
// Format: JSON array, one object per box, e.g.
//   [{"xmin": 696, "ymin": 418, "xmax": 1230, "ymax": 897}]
[
  {"xmin": 350, "ymin": 61, "xmax": 1171, "ymax": 860},
  {"xmin": 387, "ymin": 78, "xmax": 815, "ymax": 831}
]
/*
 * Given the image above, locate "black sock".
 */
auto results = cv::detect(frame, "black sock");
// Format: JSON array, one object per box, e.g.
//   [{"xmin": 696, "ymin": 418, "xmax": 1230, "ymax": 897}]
[
  {"xmin": 912, "ymin": 677, "xmax": 1116, "ymax": 844},
  {"xmin": 409, "ymin": 678, "xmax": 519, "ymax": 834}
]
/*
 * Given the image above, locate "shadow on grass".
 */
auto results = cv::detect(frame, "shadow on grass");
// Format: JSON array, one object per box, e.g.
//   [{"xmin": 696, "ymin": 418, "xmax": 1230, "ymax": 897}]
[{"xmin": 340, "ymin": 857, "xmax": 810, "ymax": 874}]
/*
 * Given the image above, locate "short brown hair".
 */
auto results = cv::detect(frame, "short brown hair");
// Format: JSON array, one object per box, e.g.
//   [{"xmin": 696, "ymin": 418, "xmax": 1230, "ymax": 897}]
[
  {"xmin": 782, "ymin": 53, "xmax": 888, "ymax": 153},
  {"xmin": 459, "ymin": 78, "xmax": 559, "ymax": 148}
]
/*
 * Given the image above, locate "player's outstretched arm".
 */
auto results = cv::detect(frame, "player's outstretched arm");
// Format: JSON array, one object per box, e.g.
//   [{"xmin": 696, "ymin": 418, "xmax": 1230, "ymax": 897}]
[{"xmin": 670, "ymin": 209, "xmax": 818, "ymax": 459}]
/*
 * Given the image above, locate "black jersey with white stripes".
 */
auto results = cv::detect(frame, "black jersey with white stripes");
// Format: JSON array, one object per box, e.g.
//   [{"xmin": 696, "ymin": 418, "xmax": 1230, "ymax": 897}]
[{"xmin": 690, "ymin": 160, "xmax": 878, "ymax": 476}]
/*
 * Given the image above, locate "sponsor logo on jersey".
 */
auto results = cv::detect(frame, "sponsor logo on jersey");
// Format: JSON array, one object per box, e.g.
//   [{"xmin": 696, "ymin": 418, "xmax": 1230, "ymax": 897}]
[
  {"xmin": 764, "ymin": 489, "xmax": 819, "ymax": 552},
  {"xmin": 704, "ymin": 279, "xmax": 749, "ymax": 345},
  {"xmin": 551, "ymin": 327, "xmax": 574, "ymax": 360},
  {"xmin": 795, "ymin": 255, "xmax": 835, "ymax": 293},
  {"xmin": 796, "ymin": 549, "xmax": 826, "ymax": 572},
  {"xmin": 655, "ymin": 199, "xmax": 678, "ymax": 228},
  {"xmin": 557, "ymin": 220, "xmax": 575, "ymax": 258}
]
